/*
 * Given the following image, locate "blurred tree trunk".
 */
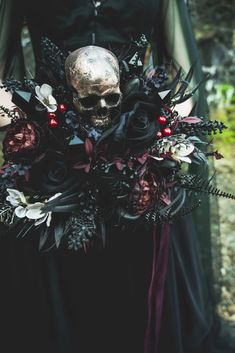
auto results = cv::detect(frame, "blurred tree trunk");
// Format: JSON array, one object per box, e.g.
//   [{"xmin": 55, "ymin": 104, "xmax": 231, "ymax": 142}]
[
  {"xmin": 188, "ymin": 0, "xmax": 235, "ymax": 342},
  {"xmin": 188, "ymin": 0, "xmax": 235, "ymax": 84}
]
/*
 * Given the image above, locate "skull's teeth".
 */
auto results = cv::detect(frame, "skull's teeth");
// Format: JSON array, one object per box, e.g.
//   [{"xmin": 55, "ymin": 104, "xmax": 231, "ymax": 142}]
[{"xmin": 90, "ymin": 116, "xmax": 111, "ymax": 127}]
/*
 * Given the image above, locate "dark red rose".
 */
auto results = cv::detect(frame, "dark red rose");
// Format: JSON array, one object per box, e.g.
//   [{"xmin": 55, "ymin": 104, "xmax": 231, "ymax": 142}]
[
  {"xmin": 3, "ymin": 119, "xmax": 44, "ymax": 162},
  {"xmin": 128, "ymin": 169, "xmax": 159, "ymax": 215}
]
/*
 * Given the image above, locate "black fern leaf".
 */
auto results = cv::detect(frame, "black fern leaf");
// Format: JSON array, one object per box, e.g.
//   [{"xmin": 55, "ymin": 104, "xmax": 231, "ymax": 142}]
[
  {"xmin": 1, "ymin": 77, "xmax": 36, "ymax": 93},
  {"xmin": 39, "ymin": 37, "xmax": 68, "ymax": 83},
  {"xmin": 145, "ymin": 196, "xmax": 202, "ymax": 224},
  {"xmin": 176, "ymin": 121, "xmax": 227, "ymax": 136},
  {"xmin": 177, "ymin": 174, "xmax": 235, "ymax": 200},
  {"xmin": 144, "ymin": 205, "xmax": 172, "ymax": 224},
  {"xmin": 1, "ymin": 77, "xmax": 23, "ymax": 92},
  {"xmin": 0, "ymin": 106, "xmax": 16, "ymax": 119}
]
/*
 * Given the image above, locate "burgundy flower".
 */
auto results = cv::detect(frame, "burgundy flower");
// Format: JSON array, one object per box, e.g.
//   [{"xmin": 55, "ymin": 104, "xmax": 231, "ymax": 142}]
[
  {"xmin": 128, "ymin": 169, "xmax": 159, "ymax": 215},
  {"xmin": 3, "ymin": 119, "xmax": 44, "ymax": 162}
]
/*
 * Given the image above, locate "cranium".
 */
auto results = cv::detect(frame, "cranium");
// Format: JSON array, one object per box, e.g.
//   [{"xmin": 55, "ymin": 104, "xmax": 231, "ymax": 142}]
[{"xmin": 65, "ymin": 46, "xmax": 122, "ymax": 128}]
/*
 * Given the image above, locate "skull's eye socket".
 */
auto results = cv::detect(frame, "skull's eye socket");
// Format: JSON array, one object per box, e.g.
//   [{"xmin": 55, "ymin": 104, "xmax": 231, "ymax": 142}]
[
  {"xmin": 105, "ymin": 94, "xmax": 120, "ymax": 105},
  {"xmin": 79, "ymin": 95, "xmax": 100, "ymax": 109}
]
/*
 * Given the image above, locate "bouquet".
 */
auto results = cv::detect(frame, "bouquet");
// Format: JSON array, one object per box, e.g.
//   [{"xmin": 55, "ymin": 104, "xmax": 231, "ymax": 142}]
[{"xmin": 0, "ymin": 37, "xmax": 233, "ymax": 251}]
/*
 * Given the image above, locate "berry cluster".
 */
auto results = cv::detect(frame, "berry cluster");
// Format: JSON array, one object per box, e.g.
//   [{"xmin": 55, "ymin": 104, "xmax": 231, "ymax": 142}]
[{"xmin": 47, "ymin": 103, "xmax": 68, "ymax": 127}]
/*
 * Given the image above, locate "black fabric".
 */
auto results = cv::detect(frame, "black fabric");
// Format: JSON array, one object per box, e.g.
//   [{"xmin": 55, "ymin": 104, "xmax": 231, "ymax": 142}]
[
  {"xmin": 23, "ymin": 0, "xmax": 161, "ymax": 59},
  {"xmin": 0, "ymin": 1, "xmax": 231, "ymax": 353},
  {"xmin": 1, "ymin": 219, "xmax": 230, "ymax": 353},
  {"xmin": 1, "ymin": 224, "xmax": 152, "ymax": 353}
]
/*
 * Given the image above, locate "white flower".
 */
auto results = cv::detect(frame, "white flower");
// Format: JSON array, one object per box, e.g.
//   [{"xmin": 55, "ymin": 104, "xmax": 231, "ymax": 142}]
[
  {"xmin": 33, "ymin": 193, "xmax": 62, "ymax": 227},
  {"xmin": 6, "ymin": 188, "xmax": 27, "ymax": 207},
  {"xmin": 155, "ymin": 136, "xmax": 194, "ymax": 164},
  {"xmin": 31, "ymin": 193, "xmax": 62, "ymax": 227},
  {"xmin": 171, "ymin": 142, "xmax": 194, "ymax": 163},
  {"xmin": 35, "ymin": 212, "xmax": 52, "ymax": 227},
  {"xmin": 35, "ymin": 84, "xmax": 57, "ymax": 112},
  {"xmin": 7, "ymin": 189, "xmax": 62, "ymax": 228},
  {"xmin": 25, "ymin": 202, "xmax": 46, "ymax": 220},
  {"xmin": 15, "ymin": 206, "xmax": 28, "ymax": 218}
]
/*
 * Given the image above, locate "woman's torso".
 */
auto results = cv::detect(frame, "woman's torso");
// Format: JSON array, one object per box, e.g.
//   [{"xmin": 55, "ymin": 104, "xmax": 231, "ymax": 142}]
[{"xmin": 22, "ymin": 0, "xmax": 161, "ymax": 52}]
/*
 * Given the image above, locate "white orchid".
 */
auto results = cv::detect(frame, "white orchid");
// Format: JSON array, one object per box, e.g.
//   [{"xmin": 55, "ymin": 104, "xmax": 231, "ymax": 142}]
[
  {"xmin": 6, "ymin": 188, "xmax": 27, "ymax": 207},
  {"xmin": 6, "ymin": 189, "xmax": 61, "ymax": 227},
  {"xmin": 35, "ymin": 84, "xmax": 57, "ymax": 112}
]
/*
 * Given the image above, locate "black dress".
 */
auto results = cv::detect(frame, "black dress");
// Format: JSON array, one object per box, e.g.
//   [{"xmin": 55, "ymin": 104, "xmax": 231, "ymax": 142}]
[{"xmin": 0, "ymin": 1, "xmax": 230, "ymax": 353}]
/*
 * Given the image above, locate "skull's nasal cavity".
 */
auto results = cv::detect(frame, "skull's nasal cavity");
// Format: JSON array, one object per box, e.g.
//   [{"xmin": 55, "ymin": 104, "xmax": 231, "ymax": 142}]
[{"xmin": 98, "ymin": 107, "xmax": 108, "ymax": 117}]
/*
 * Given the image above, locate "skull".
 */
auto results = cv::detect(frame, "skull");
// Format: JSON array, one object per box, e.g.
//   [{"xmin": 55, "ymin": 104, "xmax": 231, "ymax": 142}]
[{"xmin": 65, "ymin": 46, "xmax": 122, "ymax": 128}]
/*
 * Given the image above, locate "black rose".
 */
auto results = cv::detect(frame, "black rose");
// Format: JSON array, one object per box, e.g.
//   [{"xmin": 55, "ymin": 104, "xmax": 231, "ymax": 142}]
[
  {"xmin": 110, "ymin": 102, "xmax": 159, "ymax": 154},
  {"xmin": 126, "ymin": 108, "xmax": 156, "ymax": 143},
  {"xmin": 26, "ymin": 150, "xmax": 78, "ymax": 194}
]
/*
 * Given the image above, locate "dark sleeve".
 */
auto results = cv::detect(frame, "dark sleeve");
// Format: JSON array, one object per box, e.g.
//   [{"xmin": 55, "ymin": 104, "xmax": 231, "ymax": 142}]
[
  {"xmin": 0, "ymin": 0, "xmax": 25, "ymax": 79},
  {"xmin": 152, "ymin": 0, "xmax": 213, "ymax": 301},
  {"xmin": 151, "ymin": 0, "xmax": 207, "ymax": 115}
]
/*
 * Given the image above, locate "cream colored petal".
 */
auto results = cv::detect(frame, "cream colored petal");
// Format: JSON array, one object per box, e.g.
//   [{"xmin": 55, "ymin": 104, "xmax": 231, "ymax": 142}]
[
  {"xmin": 7, "ymin": 188, "xmax": 22, "ymax": 199},
  {"xmin": 48, "ymin": 94, "xmax": 57, "ymax": 105},
  {"xmin": 15, "ymin": 206, "xmax": 27, "ymax": 218},
  {"xmin": 6, "ymin": 188, "xmax": 27, "ymax": 205},
  {"xmin": 47, "ymin": 104, "xmax": 57, "ymax": 112},
  {"xmin": 40, "ymin": 83, "xmax": 53, "ymax": 98},
  {"xmin": 35, "ymin": 213, "xmax": 48, "ymax": 226},
  {"xmin": 25, "ymin": 203, "xmax": 45, "ymax": 219},
  {"xmin": 6, "ymin": 196, "xmax": 19, "ymax": 207},
  {"xmin": 176, "ymin": 143, "xmax": 194, "ymax": 157},
  {"xmin": 46, "ymin": 212, "xmax": 52, "ymax": 227},
  {"xmin": 35, "ymin": 85, "xmax": 43, "ymax": 100},
  {"xmin": 178, "ymin": 156, "xmax": 192, "ymax": 163}
]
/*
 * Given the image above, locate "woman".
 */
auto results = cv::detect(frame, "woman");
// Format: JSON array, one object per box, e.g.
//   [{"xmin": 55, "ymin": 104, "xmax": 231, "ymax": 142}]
[{"xmin": 0, "ymin": 1, "xmax": 229, "ymax": 353}]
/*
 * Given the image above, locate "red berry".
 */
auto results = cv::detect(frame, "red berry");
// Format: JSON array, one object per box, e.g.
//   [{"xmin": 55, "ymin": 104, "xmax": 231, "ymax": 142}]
[
  {"xmin": 47, "ymin": 112, "xmax": 57, "ymax": 119},
  {"xmin": 156, "ymin": 131, "xmax": 163, "ymax": 139},
  {"xmin": 157, "ymin": 115, "xmax": 167, "ymax": 125},
  {"xmin": 162, "ymin": 127, "xmax": 172, "ymax": 136},
  {"xmin": 58, "ymin": 103, "xmax": 68, "ymax": 113},
  {"xmin": 49, "ymin": 118, "xmax": 58, "ymax": 127}
]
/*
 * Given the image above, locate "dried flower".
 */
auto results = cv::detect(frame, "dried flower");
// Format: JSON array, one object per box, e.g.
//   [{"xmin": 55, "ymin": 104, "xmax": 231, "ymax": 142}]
[{"xmin": 3, "ymin": 119, "xmax": 44, "ymax": 162}]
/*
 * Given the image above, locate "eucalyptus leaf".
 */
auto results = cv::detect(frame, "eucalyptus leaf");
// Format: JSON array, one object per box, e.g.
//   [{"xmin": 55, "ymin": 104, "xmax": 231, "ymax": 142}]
[
  {"xmin": 39, "ymin": 227, "xmax": 50, "ymax": 250},
  {"xmin": 54, "ymin": 222, "xmax": 64, "ymax": 248}
]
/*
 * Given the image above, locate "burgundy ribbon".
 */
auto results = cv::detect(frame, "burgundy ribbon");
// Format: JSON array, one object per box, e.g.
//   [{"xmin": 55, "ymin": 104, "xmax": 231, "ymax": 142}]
[{"xmin": 144, "ymin": 222, "xmax": 170, "ymax": 353}]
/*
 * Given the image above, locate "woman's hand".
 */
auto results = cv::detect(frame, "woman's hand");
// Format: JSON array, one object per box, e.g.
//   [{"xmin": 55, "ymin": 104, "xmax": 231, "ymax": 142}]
[{"xmin": 0, "ymin": 79, "xmax": 13, "ymax": 126}]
